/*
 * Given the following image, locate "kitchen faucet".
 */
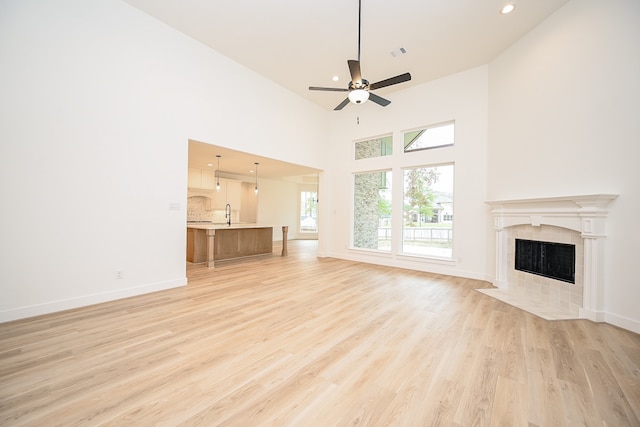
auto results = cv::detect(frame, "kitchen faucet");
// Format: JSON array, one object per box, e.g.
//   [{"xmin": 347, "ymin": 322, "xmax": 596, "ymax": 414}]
[{"xmin": 225, "ymin": 203, "xmax": 231, "ymax": 226}]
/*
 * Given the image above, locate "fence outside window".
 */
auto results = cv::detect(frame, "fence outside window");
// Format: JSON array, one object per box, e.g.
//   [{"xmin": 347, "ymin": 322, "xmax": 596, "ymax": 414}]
[{"xmin": 378, "ymin": 227, "xmax": 453, "ymax": 242}]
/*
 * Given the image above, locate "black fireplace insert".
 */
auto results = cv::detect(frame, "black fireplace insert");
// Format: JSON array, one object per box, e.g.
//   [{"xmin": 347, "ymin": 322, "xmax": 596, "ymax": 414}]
[{"xmin": 515, "ymin": 238, "xmax": 575, "ymax": 284}]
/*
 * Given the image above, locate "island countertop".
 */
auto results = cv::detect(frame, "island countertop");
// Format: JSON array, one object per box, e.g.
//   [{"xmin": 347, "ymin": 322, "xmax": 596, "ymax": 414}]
[{"xmin": 186, "ymin": 223, "xmax": 272, "ymax": 230}]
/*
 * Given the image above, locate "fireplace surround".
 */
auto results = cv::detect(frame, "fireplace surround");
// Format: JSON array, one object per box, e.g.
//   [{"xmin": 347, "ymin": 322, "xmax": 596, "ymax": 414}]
[{"xmin": 483, "ymin": 194, "xmax": 617, "ymax": 321}]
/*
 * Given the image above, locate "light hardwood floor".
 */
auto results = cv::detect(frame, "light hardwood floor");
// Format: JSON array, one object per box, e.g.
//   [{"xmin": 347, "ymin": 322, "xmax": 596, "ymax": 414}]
[{"xmin": 1, "ymin": 241, "xmax": 639, "ymax": 426}]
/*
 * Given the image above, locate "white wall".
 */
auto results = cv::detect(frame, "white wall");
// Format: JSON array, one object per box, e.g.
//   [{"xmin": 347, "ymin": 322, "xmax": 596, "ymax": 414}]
[
  {"xmin": 0, "ymin": 0, "xmax": 328, "ymax": 321},
  {"xmin": 322, "ymin": 66, "xmax": 489, "ymax": 281},
  {"xmin": 488, "ymin": 0, "xmax": 640, "ymax": 332}
]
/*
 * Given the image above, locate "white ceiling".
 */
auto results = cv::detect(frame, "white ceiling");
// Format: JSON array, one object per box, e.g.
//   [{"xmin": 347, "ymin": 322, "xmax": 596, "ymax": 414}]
[
  {"xmin": 189, "ymin": 140, "xmax": 320, "ymax": 182},
  {"xmin": 125, "ymin": 0, "xmax": 570, "ymax": 178}
]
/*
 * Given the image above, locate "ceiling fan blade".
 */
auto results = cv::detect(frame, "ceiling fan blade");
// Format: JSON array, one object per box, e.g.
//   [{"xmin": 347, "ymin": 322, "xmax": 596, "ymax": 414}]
[
  {"xmin": 369, "ymin": 72, "xmax": 412, "ymax": 91},
  {"xmin": 309, "ymin": 86, "xmax": 349, "ymax": 92},
  {"xmin": 347, "ymin": 60, "xmax": 362, "ymax": 83},
  {"xmin": 368, "ymin": 92, "xmax": 391, "ymax": 107},
  {"xmin": 334, "ymin": 98, "xmax": 351, "ymax": 110}
]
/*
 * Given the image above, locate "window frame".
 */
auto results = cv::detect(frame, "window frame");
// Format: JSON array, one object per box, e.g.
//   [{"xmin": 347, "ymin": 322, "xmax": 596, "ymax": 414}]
[
  {"xmin": 351, "ymin": 169, "xmax": 393, "ymax": 253},
  {"xmin": 403, "ymin": 121, "xmax": 455, "ymax": 153},
  {"xmin": 400, "ymin": 162, "xmax": 455, "ymax": 260},
  {"xmin": 354, "ymin": 134, "xmax": 393, "ymax": 160},
  {"xmin": 298, "ymin": 190, "xmax": 318, "ymax": 235}
]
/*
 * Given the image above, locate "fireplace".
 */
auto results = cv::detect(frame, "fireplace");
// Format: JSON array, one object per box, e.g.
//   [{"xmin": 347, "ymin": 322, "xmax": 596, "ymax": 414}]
[
  {"xmin": 515, "ymin": 238, "xmax": 575, "ymax": 284},
  {"xmin": 483, "ymin": 194, "xmax": 617, "ymax": 321}
]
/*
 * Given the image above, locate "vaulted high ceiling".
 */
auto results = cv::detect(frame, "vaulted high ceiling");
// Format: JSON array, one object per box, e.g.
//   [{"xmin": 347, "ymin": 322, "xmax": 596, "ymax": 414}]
[
  {"xmin": 123, "ymin": 0, "xmax": 570, "ymax": 179},
  {"xmin": 123, "ymin": 0, "xmax": 570, "ymax": 111}
]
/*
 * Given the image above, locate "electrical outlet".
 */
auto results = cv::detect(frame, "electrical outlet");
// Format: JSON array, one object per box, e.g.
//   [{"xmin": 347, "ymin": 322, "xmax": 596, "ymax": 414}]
[{"xmin": 115, "ymin": 271, "xmax": 123, "ymax": 280}]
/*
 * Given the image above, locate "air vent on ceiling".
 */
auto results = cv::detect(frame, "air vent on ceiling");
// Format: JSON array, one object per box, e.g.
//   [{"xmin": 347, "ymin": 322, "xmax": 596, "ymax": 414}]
[{"xmin": 390, "ymin": 47, "xmax": 407, "ymax": 57}]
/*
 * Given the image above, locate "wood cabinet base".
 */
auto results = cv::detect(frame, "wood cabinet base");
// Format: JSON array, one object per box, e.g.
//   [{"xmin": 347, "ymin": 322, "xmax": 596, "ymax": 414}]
[{"xmin": 187, "ymin": 227, "xmax": 274, "ymax": 268}]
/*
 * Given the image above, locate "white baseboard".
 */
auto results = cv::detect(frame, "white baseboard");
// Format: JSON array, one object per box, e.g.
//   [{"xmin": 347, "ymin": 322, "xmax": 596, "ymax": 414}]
[
  {"xmin": 604, "ymin": 312, "xmax": 640, "ymax": 334},
  {"xmin": 0, "ymin": 277, "xmax": 187, "ymax": 324},
  {"xmin": 580, "ymin": 308, "xmax": 640, "ymax": 334},
  {"xmin": 325, "ymin": 250, "xmax": 489, "ymax": 282}
]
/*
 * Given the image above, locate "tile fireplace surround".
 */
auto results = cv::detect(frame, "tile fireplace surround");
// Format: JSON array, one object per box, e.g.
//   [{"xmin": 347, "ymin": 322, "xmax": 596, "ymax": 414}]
[{"xmin": 482, "ymin": 194, "xmax": 617, "ymax": 321}]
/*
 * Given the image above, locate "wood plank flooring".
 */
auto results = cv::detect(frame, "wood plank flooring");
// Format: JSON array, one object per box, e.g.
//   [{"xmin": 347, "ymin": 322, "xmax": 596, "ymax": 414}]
[{"xmin": 1, "ymin": 240, "xmax": 639, "ymax": 426}]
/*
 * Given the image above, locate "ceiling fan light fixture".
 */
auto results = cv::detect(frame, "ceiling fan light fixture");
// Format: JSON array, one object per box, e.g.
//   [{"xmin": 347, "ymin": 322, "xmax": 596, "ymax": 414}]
[
  {"xmin": 307, "ymin": 0, "xmax": 410, "ymax": 110},
  {"xmin": 349, "ymin": 89, "xmax": 369, "ymax": 104}
]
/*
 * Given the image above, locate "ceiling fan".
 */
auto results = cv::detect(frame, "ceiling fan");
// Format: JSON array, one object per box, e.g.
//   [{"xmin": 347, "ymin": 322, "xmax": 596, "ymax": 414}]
[{"xmin": 309, "ymin": 0, "xmax": 412, "ymax": 111}]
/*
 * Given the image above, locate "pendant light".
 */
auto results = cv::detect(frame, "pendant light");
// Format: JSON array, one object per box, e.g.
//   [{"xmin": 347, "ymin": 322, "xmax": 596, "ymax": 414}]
[
  {"xmin": 215, "ymin": 155, "xmax": 221, "ymax": 191},
  {"xmin": 254, "ymin": 162, "xmax": 259, "ymax": 194}
]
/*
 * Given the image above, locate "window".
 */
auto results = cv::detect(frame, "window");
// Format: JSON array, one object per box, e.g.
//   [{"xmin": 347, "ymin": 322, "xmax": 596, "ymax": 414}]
[
  {"xmin": 353, "ymin": 170, "xmax": 392, "ymax": 250},
  {"xmin": 299, "ymin": 191, "xmax": 318, "ymax": 233},
  {"xmin": 402, "ymin": 164, "xmax": 454, "ymax": 258},
  {"xmin": 404, "ymin": 122, "xmax": 454, "ymax": 152},
  {"xmin": 355, "ymin": 135, "xmax": 393, "ymax": 160}
]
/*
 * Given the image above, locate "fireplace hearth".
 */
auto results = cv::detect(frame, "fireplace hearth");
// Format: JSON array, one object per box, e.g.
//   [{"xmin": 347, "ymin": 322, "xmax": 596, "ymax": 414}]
[{"xmin": 483, "ymin": 194, "xmax": 617, "ymax": 321}]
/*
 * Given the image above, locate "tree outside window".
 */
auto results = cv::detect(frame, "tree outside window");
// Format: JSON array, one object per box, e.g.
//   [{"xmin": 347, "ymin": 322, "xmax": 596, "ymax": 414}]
[{"xmin": 402, "ymin": 164, "xmax": 454, "ymax": 258}]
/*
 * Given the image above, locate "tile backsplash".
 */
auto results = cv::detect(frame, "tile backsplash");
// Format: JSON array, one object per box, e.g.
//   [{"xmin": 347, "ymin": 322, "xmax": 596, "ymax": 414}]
[{"xmin": 187, "ymin": 196, "xmax": 239, "ymax": 223}]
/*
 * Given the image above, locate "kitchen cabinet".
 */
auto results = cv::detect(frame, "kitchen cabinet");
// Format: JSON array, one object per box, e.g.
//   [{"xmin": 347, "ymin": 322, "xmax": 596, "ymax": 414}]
[
  {"xmin": 209, "ymin": 178, "xmax": 242, "ymax": 210},
  {"xmin": 210, "ymin": 182, "xmax": 226, "ymax": 209},
  {"xmin": 240, "ymin": 182, "xmax": 257, "ymax": 223},
  {"xmin": 188, "ymin": 167, "xmax": 216, "ymax": 190},
  {"xmin": 226, "ymin": 180, "xmax": 241, "ymax": 208},
  {"xmin": 188, "ymin": 167, "xmax": 242, "ymax": 210},
  {"xmin": 201, "ymin": 170, "xmax": 216, "ymax": 189},
  {"xmin": 186, "ymin": 224, "xmax": 273, "ymax": 266}
]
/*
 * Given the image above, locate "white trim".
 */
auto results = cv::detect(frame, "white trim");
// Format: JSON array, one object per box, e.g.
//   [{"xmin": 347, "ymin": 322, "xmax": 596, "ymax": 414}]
[
  {"xmin": 0, "ymin": 278, "xmax": 187, "ymax": 324},
  {"xmin": 604, "ymin": 312, "xmax": 640, "ymax": 335},
  {"xmin": 486, "ymin": 194, "xmax": 618, "ymax": 323}
]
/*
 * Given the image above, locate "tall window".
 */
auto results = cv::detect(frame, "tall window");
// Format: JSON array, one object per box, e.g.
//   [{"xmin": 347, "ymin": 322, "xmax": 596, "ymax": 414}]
[
  {"xmin": 353, "ymin": 170, "xmax": 392, "ymax": 250},
  {"xmin": 299, "ymin": 191, "xmax": 318, "ymax": 233},
  {"xmin": 402, "ymin": 164, "xmax": 454, "ymax": 258}
]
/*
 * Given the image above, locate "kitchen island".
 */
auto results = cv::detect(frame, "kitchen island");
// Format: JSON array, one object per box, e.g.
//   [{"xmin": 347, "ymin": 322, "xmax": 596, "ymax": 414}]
[{"xmin": 187, "ymin": 223, "xmax": 274, "ymax": 268}]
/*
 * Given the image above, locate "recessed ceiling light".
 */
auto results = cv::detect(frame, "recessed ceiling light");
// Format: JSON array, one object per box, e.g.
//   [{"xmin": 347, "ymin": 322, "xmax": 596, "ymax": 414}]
[
  {"xmin": 501, "ymin": 4, "xmax": 515, "ymax": 14},
  {"xmin": 332, "ymin": 75, "xmax": 339, "ymax": 82},
  {"xmin": 207, "ymin": 163, "xmax": 213, "ymax": 167}
]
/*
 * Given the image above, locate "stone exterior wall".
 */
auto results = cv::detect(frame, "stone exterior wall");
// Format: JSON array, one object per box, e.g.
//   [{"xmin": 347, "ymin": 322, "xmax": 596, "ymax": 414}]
[
  {"xmin": 355, "ymin": 138, "xmax": 390, "ymax": 160},
  {"xmin": 353, "ymin": 172, "xmax": 382, "ymax": 249}
]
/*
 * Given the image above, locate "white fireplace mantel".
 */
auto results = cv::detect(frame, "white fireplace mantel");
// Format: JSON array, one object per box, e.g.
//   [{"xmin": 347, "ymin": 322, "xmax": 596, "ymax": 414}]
[
  {"xmin": 485, "ymin": 194, "xmax": 618, "ymax": 322},
  {"xmin": 486, "ymin": 194, "xmax": 618, "ymax": 237}
]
